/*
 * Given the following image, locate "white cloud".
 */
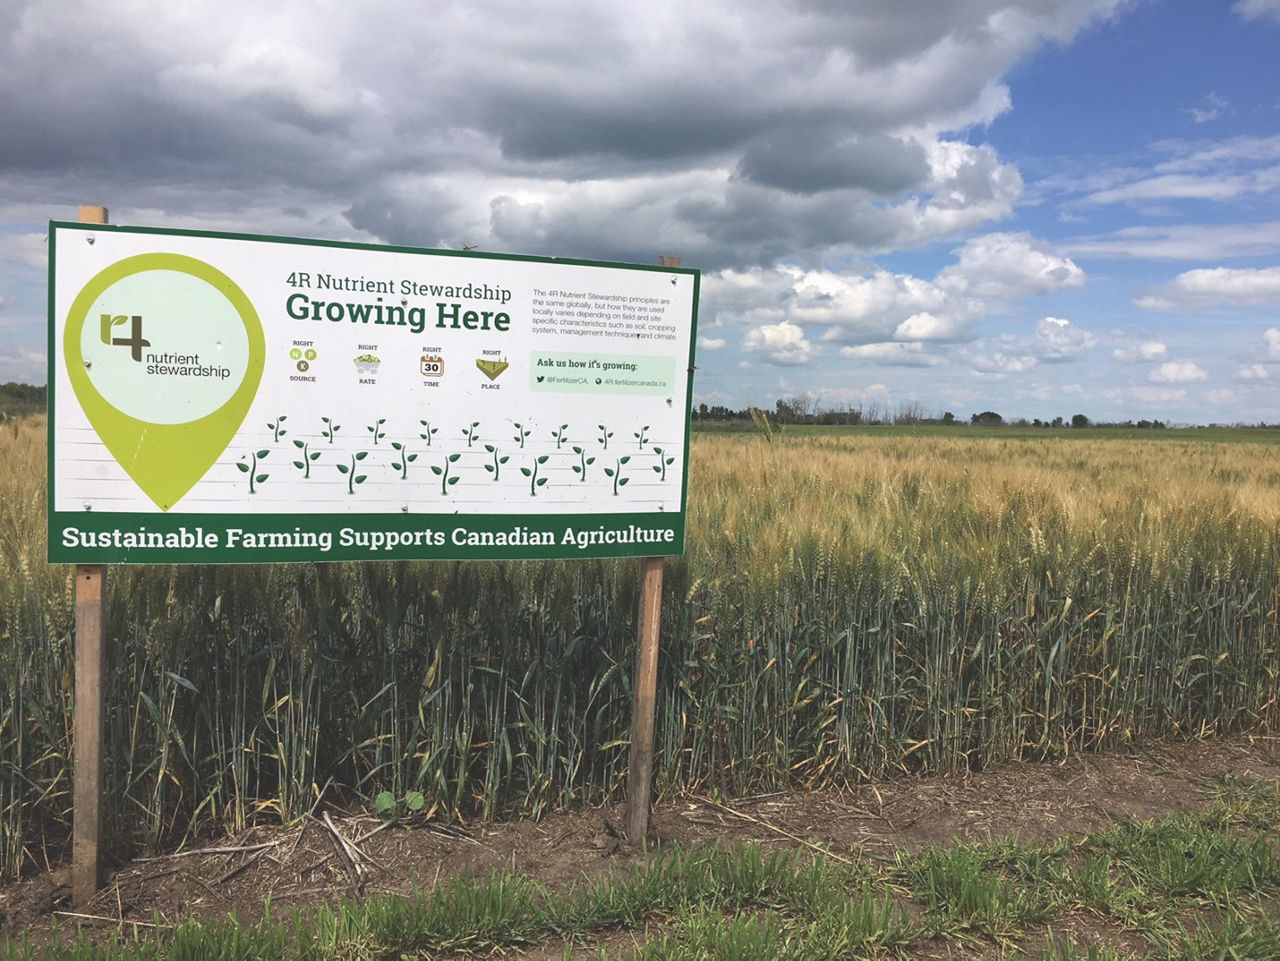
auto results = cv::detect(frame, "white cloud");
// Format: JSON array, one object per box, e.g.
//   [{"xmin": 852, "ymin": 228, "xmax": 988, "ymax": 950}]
[
  {"xmin": 1155, "ymin": 134, "xmax": 1280, "ymax": 173},
  {"xmin": 1083, "ymin": 170, "xmax": 1280, "ymax": 207},
  {"xmin": 1056, "ymin": 135, "xmax": 1280, "ymax": 218},
  {"xmin": 838, "ymin": 342, "xmax": 944, "ymax": 366},
  {"xmin": 958, "ymin": 317, "xmax": 1093, "ymax": 376},
  {"xmin": 967, "ymin": 350, "xmax": 1039, "ymax": 374},
  {"xmin": 1188, "ymin": 92, "xmax": 1229, "ymax": 124},
  {"xmin": 708, "ymin": 265, "xmax": 980, "ymax": 345},
  {"xmin": 791, "ymin": 270, "xmax": 953, "ymax": 330},
  {"xmin": 1238, "ymin": 364, "xmax": 1269, "ymax": 380},
  {"xmin": 1235, "ymin": 0, "xmax": 1280, "ymax": 23},
  {"xmin": 742, "ymin": 321, "xmax": 814, "ymax": 366},
  {"xmin": 1063, "ymin": 221, "xmax": 1280, "ymax": 261},
  {"xmin": 707, "ymin": 237, "xmax": 1087, "ymax": 360},
  {"xmin": 1266, "ymin": 327, "xmax": 1280, "ymax": 359},
  {"xmin": 1104, "ymin": 386, "xmax": 1189, "ymax": 407},
  {"xmin": 1034, "ymin": 316, "xmax": 1095, "ymax": 360},
  {"xmin": 698, "ymin": 336, "xmax": 726, "ymax": 350},
  {"xmin": 894, "ymin": 311, "xmax": 971, "ymax": 341},
  {"xmin": 1113, "ymin": 339, "xmax": 1168, "ymax": 362},
  {"xmin": 937, "ymin": 231, "xmax": 1085, "ymax": 299},
  {"xmin": 1150, "ymin": 361, "xmax": 1208, "ymax": 383},
  {"xmin": 0, "ymin": 232, "xmax": 48, "ymax": 269},
  {"xmin": 0, "ymin": 346, "xmax": 46, "ymax": 382},
  {"xmin": 1136, "ymin": 266, "xmax": 1280, "ymax": 310}
]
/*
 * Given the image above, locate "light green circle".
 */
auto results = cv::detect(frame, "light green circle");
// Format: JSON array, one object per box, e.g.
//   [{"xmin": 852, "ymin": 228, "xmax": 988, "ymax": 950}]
[
  {"xmin": 79, "ymin": 269, "xmax": 250, "ymax": 424},
  {"xmin": 290, "ymin": 347, "xmax": 303, "ymax": 360}
]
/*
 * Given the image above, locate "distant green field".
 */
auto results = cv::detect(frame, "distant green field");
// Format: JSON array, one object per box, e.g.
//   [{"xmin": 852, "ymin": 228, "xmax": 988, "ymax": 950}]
[{"xmin": 703, "ymin": 420, "xmax": 1280, "ymax": 445}]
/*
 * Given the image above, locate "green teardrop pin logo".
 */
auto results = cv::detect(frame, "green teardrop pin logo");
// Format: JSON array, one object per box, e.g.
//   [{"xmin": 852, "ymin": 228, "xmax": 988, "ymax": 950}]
[{"xmin": 65, "ymin": 253, "xmax": 265, "ymax": 511}]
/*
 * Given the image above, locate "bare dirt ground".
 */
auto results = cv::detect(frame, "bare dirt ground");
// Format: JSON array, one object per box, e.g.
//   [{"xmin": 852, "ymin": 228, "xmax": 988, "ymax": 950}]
[{"xmin": 3, "ymin": 735, "xmax": 1279, "ymax": 953}]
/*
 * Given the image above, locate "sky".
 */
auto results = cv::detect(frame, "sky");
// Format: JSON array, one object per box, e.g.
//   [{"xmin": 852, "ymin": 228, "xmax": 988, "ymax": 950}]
[{"xmin": 2, "ymin": 0, "xmax": 1279, "ymax": 425}]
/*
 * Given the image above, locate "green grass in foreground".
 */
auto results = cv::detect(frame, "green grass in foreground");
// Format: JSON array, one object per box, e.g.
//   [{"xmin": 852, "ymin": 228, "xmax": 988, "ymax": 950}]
[{"xmin": 4, "ymin": 776, "xmax": 1279, "ymax": 960}]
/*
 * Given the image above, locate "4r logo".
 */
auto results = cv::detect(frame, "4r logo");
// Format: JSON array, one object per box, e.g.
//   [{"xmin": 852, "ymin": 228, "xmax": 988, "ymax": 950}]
[{"xmin": 100, "ymin": 313, "xmax": 150, "ymax": 361}]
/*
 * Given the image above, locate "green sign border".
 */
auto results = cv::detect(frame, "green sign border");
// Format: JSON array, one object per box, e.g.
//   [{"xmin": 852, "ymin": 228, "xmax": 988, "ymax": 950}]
[{"xmin": 48, "ymin": 222, "xmax": 699, "ymax": 565}]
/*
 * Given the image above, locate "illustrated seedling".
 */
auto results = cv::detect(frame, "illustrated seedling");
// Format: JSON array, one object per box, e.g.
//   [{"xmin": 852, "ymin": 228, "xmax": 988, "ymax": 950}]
[
  {"xmin": 521, "ymin": 454, "xmax": 550, "ymax": 495},
  {"xmin": 390, "ymin": 441, "xmax": 418, "ymax": 479},
  {"xmin": 462, "ymin": 421, "xmax": 481, "ymax": 447},
  {"xmin": 598, "ymin": 423, "xmax": 613, "ymax": 449},
  {"xmin": 336, "ymin": 450, "xmax": 369, "ymax": 494},
  {"xmin": 419, "ymin": 420, "xmax": 439, "ymax": 447},
  {"xmin": 237, "ymin": 448, "xmax": 270, "ymax": 494},
  {"xmin": 604, "ymin": 455, "xmax": 630, "ymax": 495},
  {"xmin": 552, "ymin": 423, "xmax": 570, "ymax": 449},
  {"xmin": 483, "ymin": 444, "xmax": 509, "ymax": 480},
  {"xmin": 321, "ymin": 416, "xmax": 341, "ymax": 444},
  {"xmin": 432, "ymin": 452, "xmax": 462, "ymax": 494},
  {"xmin": 571, "ymin": 445, "xmax": 595, "ymax": 481},
  {"xmin": 367, "ymin": 418, "xmax": 387, "ymax": 444},
  {"xmin": 634, "ymin": 424, "xmax": 649, "ymax": 449},
  {"xmin": 267, "ymin": 415, "xmax": 287, "ymax": 442},
  {"xmin": 291, "ymin": 439, "xmax": 320, "ymax": 478},
  {"xmin": 513, "ymin": 422, "xmax": 531, "ymax": 449},
  {"xmin": 652, "ymin": 446, "xmax": 675, "ymax": 481}
]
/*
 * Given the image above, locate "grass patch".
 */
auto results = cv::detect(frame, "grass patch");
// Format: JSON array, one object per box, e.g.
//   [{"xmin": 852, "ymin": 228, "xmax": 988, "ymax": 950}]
[{"xmin": 3, "ymin": 793, "xmax": 1279, "ymax": 959}]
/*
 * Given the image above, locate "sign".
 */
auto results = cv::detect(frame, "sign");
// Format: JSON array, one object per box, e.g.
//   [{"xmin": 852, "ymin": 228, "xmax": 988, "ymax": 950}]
[{"xmin": 48, "ymin": 223, "xmax": 699, "ymax": 563}]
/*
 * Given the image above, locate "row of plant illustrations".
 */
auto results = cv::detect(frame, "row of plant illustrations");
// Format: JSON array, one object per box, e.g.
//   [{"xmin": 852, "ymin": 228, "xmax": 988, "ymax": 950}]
[{"xmin": 237, "ymin": 415, "xmax": 678, "ymax": 495}]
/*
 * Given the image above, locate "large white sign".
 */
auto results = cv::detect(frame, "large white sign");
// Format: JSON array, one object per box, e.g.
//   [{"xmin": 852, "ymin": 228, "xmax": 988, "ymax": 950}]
[{"xmin": 49, "ymin": 223, "xmax": 698, "ymax": 563}]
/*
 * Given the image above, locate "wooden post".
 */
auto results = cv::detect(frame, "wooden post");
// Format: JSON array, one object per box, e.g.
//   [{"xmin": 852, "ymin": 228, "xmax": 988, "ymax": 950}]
[
  {"xmin": 626, "ymin": 556, "xmax": 664, "ymax": 844},
  {"xmin": 625, "ymin": 255, "xmax": 680, "ymax": 845},
  {"xmin": 73, "ymin": 204, "xmax": 108, "ymax": 906},
  {"xmin": 73, "ymin": 565, "xmax": 106, "ymax": 904}
]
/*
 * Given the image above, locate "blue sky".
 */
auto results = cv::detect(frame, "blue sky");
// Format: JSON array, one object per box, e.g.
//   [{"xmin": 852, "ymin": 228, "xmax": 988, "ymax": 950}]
[{"xmin": 2, "ymin": 0, "xmax": 1278, "ymax": 424}]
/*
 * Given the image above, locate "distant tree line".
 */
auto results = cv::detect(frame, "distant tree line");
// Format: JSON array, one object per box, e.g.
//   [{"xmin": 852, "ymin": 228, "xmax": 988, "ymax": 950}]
[
  {"xmin": 0, "ymin": 381, "xmax": 1266, "ymax": 430},
  {"xmin": 692, "ymin": 398, "xmax": 1186, "ymax": 430},
  {"xmin": 0, "ymin": 382, "xmax": 45, "ymax": 418}
]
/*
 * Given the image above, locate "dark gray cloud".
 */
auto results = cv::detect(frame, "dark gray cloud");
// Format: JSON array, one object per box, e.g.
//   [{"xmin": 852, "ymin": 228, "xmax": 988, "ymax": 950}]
[
  {"xmin": 736, "ymin": 129, "xmax": 929, "ymax": 195},
  {"xmin": 0, "ymin": 0, "xmax": 1122, "ymax": 241}
]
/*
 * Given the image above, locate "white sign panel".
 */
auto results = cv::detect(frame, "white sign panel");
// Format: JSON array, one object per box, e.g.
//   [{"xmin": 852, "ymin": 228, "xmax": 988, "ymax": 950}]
[{"xmin": 48, "ymin": 223, "xmax": 698, "ymax": 563}]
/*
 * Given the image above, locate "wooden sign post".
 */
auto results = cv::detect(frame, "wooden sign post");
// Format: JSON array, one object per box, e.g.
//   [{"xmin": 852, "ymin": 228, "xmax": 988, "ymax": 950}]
[
  {"xmin": 626, "ymin": 555, "xmax": 664, "ymax": 844},
  {"xmin": 625, "ymin": 254, "xmax": 680, "ymax": 845},
  {"xmin": 72, "ymin": 204, "xmax": 108, "ymax": 906}
]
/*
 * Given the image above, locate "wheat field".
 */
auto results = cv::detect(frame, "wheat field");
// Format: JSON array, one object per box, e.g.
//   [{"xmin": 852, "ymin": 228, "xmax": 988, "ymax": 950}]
[{"xmin": 2, "ymin": 417, "xmax": 1278, "ymax": 878}]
